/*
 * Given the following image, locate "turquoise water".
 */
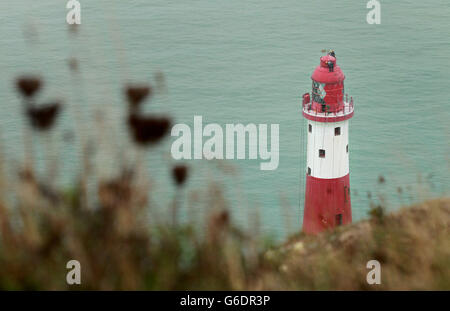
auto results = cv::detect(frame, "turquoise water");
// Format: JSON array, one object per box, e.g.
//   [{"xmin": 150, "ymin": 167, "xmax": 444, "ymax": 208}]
[{"xmin": 1, "ymin": 1, "xmax": 449, "ymax": 239}]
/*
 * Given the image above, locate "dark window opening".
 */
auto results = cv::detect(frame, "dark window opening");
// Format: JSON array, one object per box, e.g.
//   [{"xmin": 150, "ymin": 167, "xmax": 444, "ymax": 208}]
[
  {"xmin": 336, "ymin": 214, "xmax": 343, "ymax": 226},
  {"xmin": 307, "ymin": 167, "xmax": 311, "ymax": 175},
  {"xmin": 319, "ymin": 149, "xmax": 325, "ymax": 158},
  {"xmin": 335, "ymin": 127, "xmax": 341, "ymax": 136},
  {"xmin": 308, "ymin": 124, "xmax": 312, "ymax": 133},
  {"xmin": 346, "ymin": 144, "xmax": 348, "ymax": 153}
]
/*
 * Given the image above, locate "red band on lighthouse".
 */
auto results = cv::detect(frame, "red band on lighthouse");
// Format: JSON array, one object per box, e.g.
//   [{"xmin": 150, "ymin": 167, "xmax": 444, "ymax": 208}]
[
  {"xmin": 302, "ymin": 52, "xmax": 354, "ymax": 234},
  {"xmin": 303, "ymin": 174, "xmax": 352, "ymax": 234}
]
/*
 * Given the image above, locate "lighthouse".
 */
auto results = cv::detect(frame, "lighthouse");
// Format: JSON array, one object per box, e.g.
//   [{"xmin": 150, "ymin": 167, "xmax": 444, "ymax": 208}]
[{"xmin": 301, "ymin": 51, "xmax": 354, "ymax": 234}]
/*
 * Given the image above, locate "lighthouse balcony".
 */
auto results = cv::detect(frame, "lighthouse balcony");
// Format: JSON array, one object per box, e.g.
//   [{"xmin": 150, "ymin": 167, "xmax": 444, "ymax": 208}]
[{"xmin": 302, "ymin": 96, "xmax": 354, "ymax": 123}]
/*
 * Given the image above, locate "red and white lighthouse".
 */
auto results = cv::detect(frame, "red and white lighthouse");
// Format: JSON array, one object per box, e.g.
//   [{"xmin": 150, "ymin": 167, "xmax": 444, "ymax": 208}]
[{"xmin": 302, "ymin": 52, "xmax": 354, "ymax": 234}]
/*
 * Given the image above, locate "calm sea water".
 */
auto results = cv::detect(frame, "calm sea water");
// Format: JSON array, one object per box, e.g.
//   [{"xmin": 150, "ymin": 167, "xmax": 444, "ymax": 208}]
[{"xmin": 1, "ymin": 1, "xmax": 449, "ymax": 239}]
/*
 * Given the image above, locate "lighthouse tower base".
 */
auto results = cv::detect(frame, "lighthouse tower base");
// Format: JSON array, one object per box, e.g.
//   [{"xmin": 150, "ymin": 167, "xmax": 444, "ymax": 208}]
[{"xmin": 303, "ymin": 173, "xmax": 352, "ymax": 234}]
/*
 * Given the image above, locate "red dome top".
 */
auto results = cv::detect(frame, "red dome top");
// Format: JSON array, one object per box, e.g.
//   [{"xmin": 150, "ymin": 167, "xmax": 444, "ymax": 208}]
[
  {"xmin": 310, "ymin": 54, "xmax": 346, "ymax": 113},
  {"xmin": 311, "ymin": 55, "xmax": 345, "ymax": 83}
]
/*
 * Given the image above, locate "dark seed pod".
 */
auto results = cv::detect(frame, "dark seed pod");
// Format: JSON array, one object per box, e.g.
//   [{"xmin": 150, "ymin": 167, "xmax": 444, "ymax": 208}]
[
  {"xmin": 16, "ymin": 76, "xmax": 43, "ymax": 98},
  {"xmin": 27, "ymin": 102, "xmax": 62, "ymax": 131},
  {"xmin": 172, "ymin": 165, "xmax": 189, "ymax": 186},
  {"xmin": 127, "ymin": 114, "xmax": 171, "ymax": 146},
  {"xmin": 125, "ymin": 85, "xmax": 152, "ymax": 109}
]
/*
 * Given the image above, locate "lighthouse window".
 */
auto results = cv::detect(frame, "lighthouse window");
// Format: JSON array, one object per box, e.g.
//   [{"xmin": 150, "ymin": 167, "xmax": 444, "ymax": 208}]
[
  {"xmin": 312, "ymin": 81, "xmax": 325, "ymax": 104},
  {"xmin": 335, "ymin": 127, "xmax": 341, "ymax": 136},
  {"xmin": 346, "ymin": 144, "xmax": 348, "ymax": 153},
  {"xmin": 307, "ymin": 167, "xmax": 311, "ymax": 175},
  {"xmin": 308, "ymin": 124, "xmax": 312, "ymax": 133},
  {"xmin": 319, "ymin": 149, "xmax": 326, "ymax": 158}
]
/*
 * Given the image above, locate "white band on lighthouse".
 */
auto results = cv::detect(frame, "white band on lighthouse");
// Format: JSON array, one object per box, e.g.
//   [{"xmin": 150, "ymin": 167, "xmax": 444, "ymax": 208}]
[{"xmin": 306, "ymin": 119, "xmax": 349, "ymax": 179}]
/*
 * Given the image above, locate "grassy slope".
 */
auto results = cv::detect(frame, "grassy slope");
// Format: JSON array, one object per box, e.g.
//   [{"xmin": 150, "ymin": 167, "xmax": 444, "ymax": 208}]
[
  {"xmin": 257, "ymin": 198, "xmax": 450, "ymax": 290},
  {"xmin": 0, "ymin": 182, "xmax": 448, "ymax": 290}
]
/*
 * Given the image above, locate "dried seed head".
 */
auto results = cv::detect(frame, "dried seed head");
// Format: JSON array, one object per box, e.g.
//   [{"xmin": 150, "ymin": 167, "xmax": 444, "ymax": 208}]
[
  {"xmin": 23, "ymin": 22, "xmax": 39, "ymax": 45},
  {"xmin": 172, "ymin": 165, "xmax": 189, "ymax": 186},
  {"xmin": 154, "ymin": 71, "xmax": 167, "ymax": 93},
  {"xmin": 68, "ymin": 23, "xmax": 79, "ymax": 35},
  {"xmin": 68, "ymin": 58, "xmax": 79, "ymax": 72},
  {"xmin": 27, "ymin": 101, "xmax": 62, "ymax": 131},
  {"xmin": 15, "ymin": 76, "xmax": 43, "ymax": 98},
  {"xmin": 214, "ymin": 209, "xmax": 230, "ymax": 228},
  {"xmin": 125, "ymin": 85, "xmax": 152, "ymax": 109},
  {"xmin": 208, "ymin": 209, "xmax": 231, "ymax": 242},
  {"xmin": 19, "ymin": 168, "xmax": 35, "ymax": 183},
  {"xmin": 127, "ymin": 114, "xmax": 171, "ymax": 146},
  {"xmin": 378, "ymin": 175, "xmax": 385, "ymax": 184},
  {"xmin": 98, "ymin": 172, "xmax": 133, "ymax": 209}
]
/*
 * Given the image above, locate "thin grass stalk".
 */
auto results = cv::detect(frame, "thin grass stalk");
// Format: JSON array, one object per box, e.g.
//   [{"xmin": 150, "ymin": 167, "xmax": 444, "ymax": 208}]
[
  {"xmin": 68, "ymin": 62, "xmax": 91, "ymax": 209},
  {"xmin": 172, "ymin": 188, "xmax": 181, "ymax": 227},
  {"xmin": 22, "ymin": 99, "xmax": 35, "ymax": 173}
]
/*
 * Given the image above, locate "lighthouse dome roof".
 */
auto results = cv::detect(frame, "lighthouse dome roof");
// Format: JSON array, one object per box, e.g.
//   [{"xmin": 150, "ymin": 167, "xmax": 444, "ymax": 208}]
[{"xmin": 311, "ymin": 55, "xmax": 345, "ymax": 84}]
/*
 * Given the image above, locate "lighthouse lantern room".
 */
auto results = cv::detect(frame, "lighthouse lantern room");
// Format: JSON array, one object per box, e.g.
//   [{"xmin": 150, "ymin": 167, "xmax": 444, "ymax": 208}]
[{"xmin": 302, "ymin": 51, "xmax": 354, "ymax": 234}]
